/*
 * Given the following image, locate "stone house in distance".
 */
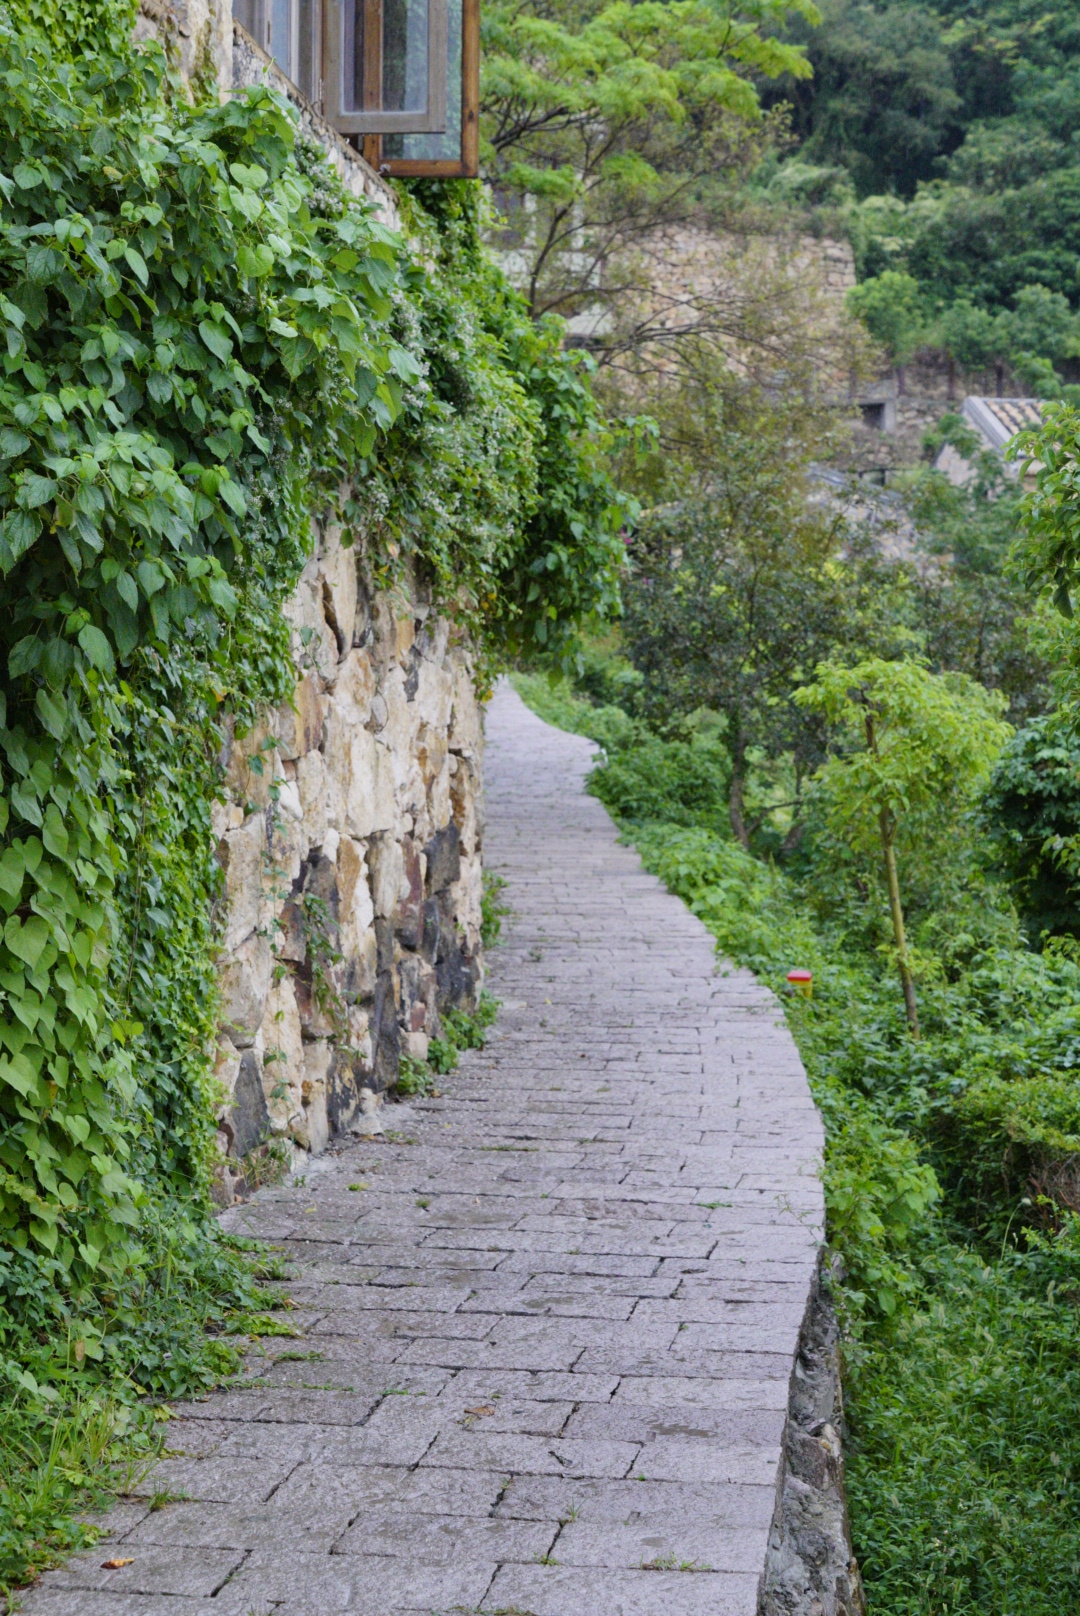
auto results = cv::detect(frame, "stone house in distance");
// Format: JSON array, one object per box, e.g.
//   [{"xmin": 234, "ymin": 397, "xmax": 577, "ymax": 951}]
[{"xmin": 137, "ymin": 0, "xmax": 487, "ymax": 1200}]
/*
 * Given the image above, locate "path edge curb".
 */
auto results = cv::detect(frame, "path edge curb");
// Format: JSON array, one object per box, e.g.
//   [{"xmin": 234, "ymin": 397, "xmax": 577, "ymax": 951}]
[{"xmin": 759, "ymin": 1254, "xmax": 867, "ymax": 1616}]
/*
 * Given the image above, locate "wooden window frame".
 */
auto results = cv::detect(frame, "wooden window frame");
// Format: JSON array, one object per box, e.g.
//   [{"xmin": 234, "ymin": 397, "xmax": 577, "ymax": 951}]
[
  {"xmin": 233, "ymin": 0, "xmax": 479, "ymax": 179},
  {"xmin": 323, "ymin": 0, "xmax": 449, "ymax": 135},
  {"xmin": 359, "ymin": 0, "xmax": 479, "ymax": 177}
]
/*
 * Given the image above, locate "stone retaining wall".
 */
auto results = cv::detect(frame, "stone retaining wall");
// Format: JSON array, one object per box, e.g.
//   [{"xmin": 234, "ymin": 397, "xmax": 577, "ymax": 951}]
[
  {"xmin": 134, "ymin": 2, "xmax": 485, "ymax": 1197},
  {"xmin": 211, "ymin": 527, "xmax": 485, "ymax": 1199},
  {"xmin": 761, "ymin": 1258, "xmax": 866, "ymax": 1616}
]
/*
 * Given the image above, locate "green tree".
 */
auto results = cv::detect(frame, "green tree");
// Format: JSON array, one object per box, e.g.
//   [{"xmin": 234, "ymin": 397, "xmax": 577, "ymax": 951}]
[
  {"xmin": 980, "ymin": 715, "xmax": 1080, "ymax": 940},
  {"xmin": 481, "ymin": 0, "xmax": 818, "ymax": 348},
  {"xmin": 1014, "ymin": 401, "xmax": 1080, "ymax": 623},
  {"xmin": 795, "ymin": 658, "xmax": 1011, "ymax": 1036},
  {"xmin": 846, "ymin": 270, "xmax": 925, "ymax": 388},
  {"xmin": 903, "ymin": 414, "xmax": 1052, "ymax": 722},
  {"xmin": 998, "ymin": 283, "xmax": 1080, "ymax": 395},
  {"xmin": 621, "ymin": 391, "xmax": 909, "ymax": 846},
  {"xmin": 945, "ymin": 116, "xmax": 1067, "ymax": 193},
  {"xmin": 765, "ymin": 0, "xmax": 960, "ymax": 197},
  {"xmin": 931, "ymin": 298, "xmax": 1001, "ymax": 396},
  {"xmin": 907, "ymin": 168, "xmax": 1080, "ymax": 311}
]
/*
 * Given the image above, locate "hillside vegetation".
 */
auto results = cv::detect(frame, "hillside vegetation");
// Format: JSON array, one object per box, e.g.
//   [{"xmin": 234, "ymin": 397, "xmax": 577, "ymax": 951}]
[{"xmin": 760, "ymin": 0, "xmax": 1080, "ymax": 392}]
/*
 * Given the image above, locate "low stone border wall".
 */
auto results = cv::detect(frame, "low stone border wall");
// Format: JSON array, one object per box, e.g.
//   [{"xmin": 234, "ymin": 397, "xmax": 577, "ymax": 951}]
[{"xmin": 761, "ymin": 1256, "xmax": 866, "ymax": 1616}]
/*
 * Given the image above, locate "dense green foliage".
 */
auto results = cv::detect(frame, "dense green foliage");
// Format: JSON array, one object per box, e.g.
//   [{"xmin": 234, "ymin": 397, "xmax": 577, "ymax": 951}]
[
  {"xmin": 621, "ymin": 405, "xmax": 907, "ymax": 842},
  {"xmin": 761, "ymin": 0, "xmax": 1080, "ymax": 388},
  {"xmin": 480, "ymin": 0, "xmax": 819, "ymax": 357},
  {"xmin": 904, "ymin": 413, "xmax": 1052, "ymax": 722},
  {"xmin": 0, "ymin": 0, "xmax": 627, "ymax": 1590},
  {"xmin": 980, "ymin": 716, "xmax": 1080, "ymax": 940}
]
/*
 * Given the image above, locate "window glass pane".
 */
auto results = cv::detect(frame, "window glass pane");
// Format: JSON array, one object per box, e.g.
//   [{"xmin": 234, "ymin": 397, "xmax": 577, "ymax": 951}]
[
  {"xmin": 384, "ymin": 0, "xmax": 459, "ymax": 157},
  {"xmin": 342, "ymin": 0, "xmax": 363, "ymax": 112},
  {"xmin": 342, "ymin": 0, "xmax": 431, "ymax": 115},
  {"xmin": 235, "ymin": 0, "xmax": 317, "ymax": 96},
  {"xmin": 269, "ymin": 0, "xmax": 293, "ymax": 77},
  {"xmin": 234, "ymin": 0, "xmax": 258, "ymax": 36},
  {"xmin": 382, "ymin": 0, "xmax": 430, "ymax": 112},
  {"xmin": 297, "ymin": 0, "xmax": 316, "ymax": 98}
]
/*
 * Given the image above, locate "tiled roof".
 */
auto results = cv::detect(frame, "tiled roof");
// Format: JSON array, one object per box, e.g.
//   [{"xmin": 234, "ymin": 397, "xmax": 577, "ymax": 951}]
[{"xmin": 963, "ymin": 396, "xmax": 1044, "ymax": 450}]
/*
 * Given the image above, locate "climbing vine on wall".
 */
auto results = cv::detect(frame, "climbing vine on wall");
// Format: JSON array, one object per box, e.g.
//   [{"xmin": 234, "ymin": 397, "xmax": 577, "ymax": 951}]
[{"xmin": 0, "ymin": 0, "xmax": 627, "ymax": 1472}]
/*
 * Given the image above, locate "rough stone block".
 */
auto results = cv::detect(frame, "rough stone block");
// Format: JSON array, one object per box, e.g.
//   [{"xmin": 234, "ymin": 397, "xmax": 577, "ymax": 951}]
[
  {"xmin": 228, "ymin": 1049, "xmax": 270, "ymax": 1158},
  {"xmin": 256, "ymin": 969, "xmax": 305, "ymax": 1133},
  {"xmin": 425, "ymin": 822, "xmax": 461, "ymax": 893},
  {"xmin": 369, "ymin": 832, "xmax": 404, "ymax": 919},
  {"xmin": 274, "ymin": 672, "xmax": 324, "ymax": 761},
  {"xmin": 328, "ymin": 645, "xmax": 375, "ymax": 730},
  {"xmin": 282, "ymin": 554, "xmax": 337, "ymax": 681},
  {"xmin": 218, "ymin": 932, "xmax": 272, "ymax": 1047},
  {"xmin": 327, "ymin": 719, "xmax": 395, "ymax": 839},
  {"xmin": 295, "ymin": 747, "xmax": 331, "ymax": 848},
  {"xmin": 218, "ymin": 815, "xmax": 269, "ymax": 955},
  {"xmin": 223, "ymin": 716, "xmax": 275, "ymax": 812},
  {"xmin": 319, "ymin": 527, "xmax": 358, "ymax": 656},
  {"xmin": 299, "ymin": 1040, "xmax": 332, "ymax": 1155}
]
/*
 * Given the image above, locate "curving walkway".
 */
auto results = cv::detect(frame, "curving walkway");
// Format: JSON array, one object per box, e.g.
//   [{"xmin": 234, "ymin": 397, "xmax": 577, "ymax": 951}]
[{"xmin": 23, "ymin": 683, "xmax": 824, "ymax": 1616}]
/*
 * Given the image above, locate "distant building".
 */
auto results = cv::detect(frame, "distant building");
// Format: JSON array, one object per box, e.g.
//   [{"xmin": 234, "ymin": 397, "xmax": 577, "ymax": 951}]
[{"xmin": 934, "ymin": 396, "xmax": 1044, "ymax": 486}]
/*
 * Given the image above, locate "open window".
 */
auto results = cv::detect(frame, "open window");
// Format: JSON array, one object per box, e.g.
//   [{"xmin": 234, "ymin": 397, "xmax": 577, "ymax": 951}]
[
  {"xmin": 234, "ymin": 0, "xmax": 322, "ymax": 104},
  {"xmin": 233, "ymin": 0, "xmax": 479, "ymax": 177}
]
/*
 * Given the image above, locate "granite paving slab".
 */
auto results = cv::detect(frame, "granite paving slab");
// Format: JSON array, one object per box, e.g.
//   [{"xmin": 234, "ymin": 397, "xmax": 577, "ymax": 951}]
[{"xmin": 19, "ymin": 681, "xmax": 823, "ymax": 1616}]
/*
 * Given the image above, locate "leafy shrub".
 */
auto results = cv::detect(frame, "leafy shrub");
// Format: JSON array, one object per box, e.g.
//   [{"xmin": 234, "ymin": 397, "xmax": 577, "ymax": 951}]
[
  {"xmin": 980, "ymin": 715, "xmax": 1080, "ymax": 940},
  {"xmin": 847, "ymin": 1248, "xmax": 1080, "ymax": 1616},
  {"xmin": 510, "ymin": 670, "xmax": 639, "ymax": 752},
  {"xmin": 398, "ymin": 994, "xmax": 499, "ymax": 1087},
  {"xmin": 590, "ymin": 735, "xmax": 731, "ymax": 831}
]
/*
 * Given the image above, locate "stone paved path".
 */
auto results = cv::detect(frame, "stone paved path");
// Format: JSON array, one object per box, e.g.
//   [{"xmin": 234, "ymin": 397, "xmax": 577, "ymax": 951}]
[{"xmin": 22, "ymin": 684, "xmax": 823, "ymax": 1616}]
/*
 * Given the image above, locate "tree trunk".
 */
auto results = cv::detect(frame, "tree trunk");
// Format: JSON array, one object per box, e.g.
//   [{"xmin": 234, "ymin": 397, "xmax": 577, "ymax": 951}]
[
  {"xmin": 863, "ymin": 709, "xmax": 919, "ymax": 1039},
  {"xmin": 780, "ymin": 819, "xmax": 804, "ymax": 854},
  {"xmin": 879, "ymin": 808, "xmax": 920, "ymax": 1039},
  {"xmin": 946, "ymin": 355, "xmax": 956, "ymax": 401},
  {"xmin": 729, "ymin": 766, "xmax": 750, "ymax": 850}
]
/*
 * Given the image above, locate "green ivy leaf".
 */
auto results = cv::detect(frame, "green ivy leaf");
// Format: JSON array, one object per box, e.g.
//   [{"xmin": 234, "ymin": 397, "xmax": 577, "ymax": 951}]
[
  {"xmin": 21, "ymin": 474, "xmax": 57, "ymax": 508},
  {"xmin": 237, "ymin": 243, "xmax": 274, "ymax": 278},
  {"xmin": 217, "ymin": 478, "xmax": 246, "ymax": 517},
  {"xmin": 35, "ymin": 688, "xmax": 68, "ymax": 740},
  {"xmin": 5, "ymin": 913, "xmax": 50, "ymax": 969},
  {"xmin": 77, "ymin": 623, "xmax": 114, "ymax": 674},
  {"xmin": 123, "ymin": 245, "xmax": 148, "ymax": 285},
  {"xmin": 42, "ymin": 804, "xmax": 68, "ymax": 858},
  {"xmin": 0, "ymin": 844, "xmax": 25, "ymax": 898},
  {"xmin": 137, "ymin": 559, "xmax": 165, "ymax": 596},
  {"xmin": 198, "ymin": 320, "xmax": 232, "ymax": 363}
]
